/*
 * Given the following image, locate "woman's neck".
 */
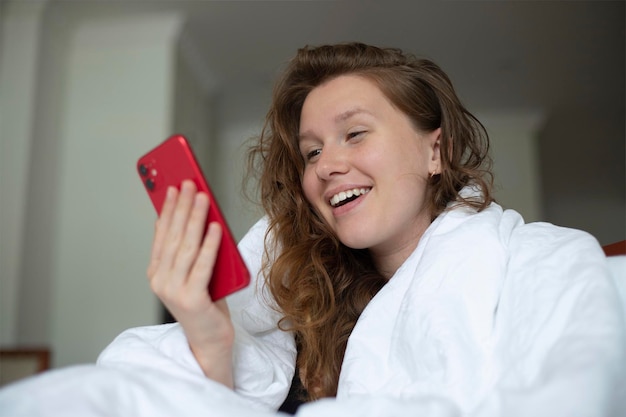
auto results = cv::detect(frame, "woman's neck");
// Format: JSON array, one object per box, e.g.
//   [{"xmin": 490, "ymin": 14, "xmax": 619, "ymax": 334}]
[{"xmin": 369, "ymin": 214, "xmax": 433, "ymax": 280}]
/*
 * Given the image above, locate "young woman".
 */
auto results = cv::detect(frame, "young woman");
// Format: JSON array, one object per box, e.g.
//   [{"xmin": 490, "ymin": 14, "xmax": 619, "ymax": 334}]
[
  {"xmin": 1, "ymin": 43, "xmax": 622, "ymax": 417},
  {"xmin": 145, "ymin": 42, "xmax": 624, "ymax": 414}
]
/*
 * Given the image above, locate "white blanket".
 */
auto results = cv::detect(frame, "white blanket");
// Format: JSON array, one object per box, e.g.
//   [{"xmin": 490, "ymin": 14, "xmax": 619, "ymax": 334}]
[{"xmin": 1, "ymin": 201, "xmax": 624, "ymax": 417}]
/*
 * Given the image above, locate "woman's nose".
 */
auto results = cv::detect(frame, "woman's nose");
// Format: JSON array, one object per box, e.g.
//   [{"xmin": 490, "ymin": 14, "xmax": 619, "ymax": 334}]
[{"xmin": 315, "ymin": 147, "xmax": 349, "ymax": 180}]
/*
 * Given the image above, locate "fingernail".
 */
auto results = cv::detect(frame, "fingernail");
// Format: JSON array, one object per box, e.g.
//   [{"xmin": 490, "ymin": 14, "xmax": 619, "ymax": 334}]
[
  {"xmin": 182, "ymin": 180, "xmax": 194, "ymax": 191},
  {"xmin": 194, "ymin": 192, "xmax": 207, "ymax": 206}
]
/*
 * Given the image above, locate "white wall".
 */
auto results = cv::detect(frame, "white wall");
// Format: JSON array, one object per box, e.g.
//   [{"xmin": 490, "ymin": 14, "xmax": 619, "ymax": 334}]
[
  {"xmin": 538, "ymin": 108, "xmax": 625, "ymax": 245},
  {"xmin": 50, "ymin": 12, "xmax": 185, "ymax": 367},
  {"xmin": 213, "ymin": 80, "xmax": 270, "ymax": 241},
  {"xmin": 480, "ymin": 110, "xmax": 545, "ymax": 222},
  {"xmin": 173, "ymin": 29, "xmax": 217, "ymax": 190},
  {"xmin": 1, "ymin": 3, "xmax": 186, "ymax": 366},
  {"xmin": 0, "ymin": 1, "xmax": 46, "ymax": 347}
]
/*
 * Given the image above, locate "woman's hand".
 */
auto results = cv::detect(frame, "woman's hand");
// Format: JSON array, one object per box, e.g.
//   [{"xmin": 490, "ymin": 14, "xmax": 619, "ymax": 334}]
[{"xmin": 147, "ymin": 180, "xmax": 234, "ymax": 388}]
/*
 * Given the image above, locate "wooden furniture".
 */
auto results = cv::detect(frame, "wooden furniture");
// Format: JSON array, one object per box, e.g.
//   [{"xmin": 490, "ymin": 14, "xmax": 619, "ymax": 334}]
[
  {"xmin": 0, "ymin": 348, "xmax": 50, "ymax": 387},
  {"xmin": 603, "ymin": 240, "xmax": 626, "ymax": 256}
]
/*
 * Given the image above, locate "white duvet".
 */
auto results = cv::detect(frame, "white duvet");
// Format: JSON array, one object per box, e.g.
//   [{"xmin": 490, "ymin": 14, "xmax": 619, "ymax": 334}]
[{"xmin": 1, "ymin": 199, "xmax": 625, "ymax": 417}]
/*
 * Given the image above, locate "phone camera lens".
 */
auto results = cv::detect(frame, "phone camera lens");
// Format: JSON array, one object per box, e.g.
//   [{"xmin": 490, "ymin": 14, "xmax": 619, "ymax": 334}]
[
  {"xmin": 145, "ymin": 178, "xmax": 155, "ymax": 191},
  {"xmin": 139, "ymin": 164, "xmax": 148, "ymax": 176}
]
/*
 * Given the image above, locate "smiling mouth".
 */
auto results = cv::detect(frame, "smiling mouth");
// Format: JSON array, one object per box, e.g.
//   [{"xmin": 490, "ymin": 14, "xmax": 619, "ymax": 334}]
[{"xmin": 330, "ymin": 188, "xmax": 371, "ymax": 207}]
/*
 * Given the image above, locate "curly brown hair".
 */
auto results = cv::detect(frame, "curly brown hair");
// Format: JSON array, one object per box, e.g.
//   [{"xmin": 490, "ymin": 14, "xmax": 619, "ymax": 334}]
[{"xmin": 246, "ymin": 42, "xmax": 493, "ymax": 400}]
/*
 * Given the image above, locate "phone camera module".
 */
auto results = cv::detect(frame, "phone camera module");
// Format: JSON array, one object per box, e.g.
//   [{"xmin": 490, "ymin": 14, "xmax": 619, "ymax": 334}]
[
  {"xmin": 139, "ymin": 164, "xmax": 149, "ymax": 176},
  {"xmin": 145, "ymin": 178, "xmax": 155, "ymax": 191}
]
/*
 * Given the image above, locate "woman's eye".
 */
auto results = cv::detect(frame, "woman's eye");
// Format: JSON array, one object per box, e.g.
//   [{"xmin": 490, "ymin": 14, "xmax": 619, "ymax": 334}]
[
  {"xmin": 347, "ymin": 131, "xmax": 365, "ymax": 140},
  {"xmin": 305, "ymin": 149, "xmax": 321, "ymax": 161}
]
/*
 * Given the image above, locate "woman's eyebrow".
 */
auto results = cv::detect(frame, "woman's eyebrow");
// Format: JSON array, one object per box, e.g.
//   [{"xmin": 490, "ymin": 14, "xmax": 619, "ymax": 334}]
[
  {"xmin": 335, "ymin": 107, "xmax": 373, "ymax": 123},
  {"xmin": 297, "ymin": 131, "xmax": 315, "ymax": 144},
  {"xmin": 298, "ymin": 107, "xmax": 375, "ymax": 142}
]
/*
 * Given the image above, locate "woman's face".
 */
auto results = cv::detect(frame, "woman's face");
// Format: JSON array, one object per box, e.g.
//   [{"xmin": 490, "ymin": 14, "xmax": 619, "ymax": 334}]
[{"xmin": 299, "ymin": 74, "xmax": 441, "ymax": 269}]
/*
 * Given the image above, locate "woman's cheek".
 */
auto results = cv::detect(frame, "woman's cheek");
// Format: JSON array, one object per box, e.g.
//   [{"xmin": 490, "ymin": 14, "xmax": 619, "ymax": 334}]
[{"xmin": 301, "ymin": 172, "xmax": 318, "ymax": 206}]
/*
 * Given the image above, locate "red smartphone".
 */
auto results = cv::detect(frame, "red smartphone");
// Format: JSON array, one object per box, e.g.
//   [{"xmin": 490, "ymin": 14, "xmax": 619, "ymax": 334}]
[{"xmin": 136, "ymin": 134, "xmax": 250, "ymax": 300}]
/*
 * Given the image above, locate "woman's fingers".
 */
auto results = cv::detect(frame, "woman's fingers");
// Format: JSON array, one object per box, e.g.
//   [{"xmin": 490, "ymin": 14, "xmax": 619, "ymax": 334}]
[
  {"xmin": 187, "ymin": 221, "xmax": 222, "ymax": 294},
  {"xmin": 158, "ymin": 181, "xmax": 197, "ymax": 283},
  {"xmin": 147, "ymin": 185, "xmax": 177, "ymax": 278},
  {"xmin": 172, "ymin": 192, "xmax": 210, "ymax": 281},
  {"xmin": 147, "ymin": 180, "xmax": 221, "ymax": 303}
]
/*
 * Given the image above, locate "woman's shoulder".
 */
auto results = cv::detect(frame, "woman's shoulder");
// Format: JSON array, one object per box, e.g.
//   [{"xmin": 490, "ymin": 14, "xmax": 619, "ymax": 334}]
[{"xmin": 507, "ymin": 215, "xmax": 605, "ymax": 263}]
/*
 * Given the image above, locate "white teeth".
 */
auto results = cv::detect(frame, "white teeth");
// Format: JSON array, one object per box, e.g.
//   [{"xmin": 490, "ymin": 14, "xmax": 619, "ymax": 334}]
[{"xmin": 330, "ymin": 188, "xmax": 370, "ymax": 207}]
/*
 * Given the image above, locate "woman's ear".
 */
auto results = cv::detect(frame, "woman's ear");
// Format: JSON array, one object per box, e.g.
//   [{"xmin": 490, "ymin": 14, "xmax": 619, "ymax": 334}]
[{"xmin": 429, "ymin": 127, "xmax": 442, "ymax": 175}]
